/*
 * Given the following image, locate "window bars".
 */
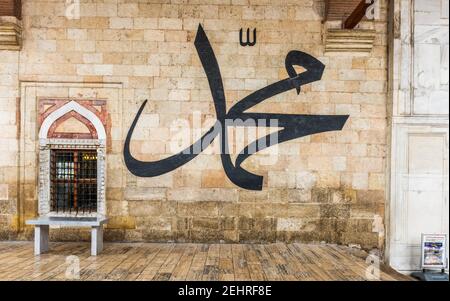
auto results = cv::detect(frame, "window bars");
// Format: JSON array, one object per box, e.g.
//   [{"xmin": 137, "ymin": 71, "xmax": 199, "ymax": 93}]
[{"xmin": 50, "ymin": 150, "xmax": 97, "ymax": 214}]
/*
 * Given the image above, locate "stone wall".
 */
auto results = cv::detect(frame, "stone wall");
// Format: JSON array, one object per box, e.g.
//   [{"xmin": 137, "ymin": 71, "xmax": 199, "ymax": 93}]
[
  {"xmin": 0, "ymin": 0, "xmax": 390, "ymax": 251},
  {"xmin": 0, "ymin": 16, "xmax": 19, "ymax": 239}
]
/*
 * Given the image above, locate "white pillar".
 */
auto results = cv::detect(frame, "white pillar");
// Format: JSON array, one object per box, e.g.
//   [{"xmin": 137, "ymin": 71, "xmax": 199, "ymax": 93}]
[
  {"xmin": 91, "ymin": 226, "xmax": 104, "ymax": 256},
  {"xmin": 34, "ymin": 225, "xmax": 49, "ymax": 255}
]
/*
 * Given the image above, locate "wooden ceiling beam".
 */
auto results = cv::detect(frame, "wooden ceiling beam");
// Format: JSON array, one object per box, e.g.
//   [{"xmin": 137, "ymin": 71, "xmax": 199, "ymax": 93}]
[
  {"xmin": 344, "ymin": 0, "xmax": 374, "ymax": 29},
  {"xmin": 0, "ymin": 0, "xmax": 21, "ymax": 20},
  {"xmin": 325, "ymin": 0, "xmax": 362, "ymax": 22}
]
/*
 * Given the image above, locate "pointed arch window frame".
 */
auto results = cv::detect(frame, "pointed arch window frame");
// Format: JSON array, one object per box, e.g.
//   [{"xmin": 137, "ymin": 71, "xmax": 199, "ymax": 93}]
[{"xmin": 38, "ymin": 100, "xmax": 107, "ymax": 218}]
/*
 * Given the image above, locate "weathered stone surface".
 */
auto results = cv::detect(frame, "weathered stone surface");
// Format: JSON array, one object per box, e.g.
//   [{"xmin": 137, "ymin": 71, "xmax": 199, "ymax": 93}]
[
  {"xmin": 276, "ymin": 230, "xmax": 321, "ymax": 243},
  {"xmin": 124, "ymin": 187, "xmax": 166, "ymax": 201},
  {"xmin": 106, "ymin": 216, "xmax": 136, "ymax": 229},
  {"xmin": 177, "ymin": 201, "xmax": 219, "ymax": 217},
  {"xmin": 287, "ymin": 204, "xmax": 321, "ymax": 218},
  {"xmin": 135, "ymin": 217, "xmax": 172, "ymax": 231},
  {"xmin": 141, "ymin": 229, "xmax": 173, "ymax": 242},
  {"xmin": 320, "ymin": 204, "xmax": 352, "ymax": 219},
  {"xmin": 0, "ymin": 201, "xmax": 13, "ymax": 214},
  {"xmin": 190, "ymin": 230, "xmax": 224, "ymax": 242},
  {"xmin": 239, "ymin": 230, "xmax": 277, "ymax": 243},
  {"xmin": 192, "ymin": 217, "xmax": 219, "ymax": 230},
  {"xmin": 219, "ymin": 217, "xmax": 236, "ymax": 231},
  {"xmin": 0, "ymin": 0, "xmax": 392, "ymax": 252},
  {"xmin": 277, "ymin": 218, "xmax": 304, "ymax": 231}
]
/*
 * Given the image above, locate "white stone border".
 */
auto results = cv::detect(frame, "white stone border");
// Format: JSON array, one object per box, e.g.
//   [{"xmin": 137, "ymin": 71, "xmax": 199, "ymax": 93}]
[
  {"xmin": 387, "ymin": 0, "xmax": 450, "ymax": 272},
  {"xmin": 39, "ymin": 100, "xmax": 106, "ymax": 146},
  {"xmin": 38, "ymin": 101, "xmax": 107, "ymax": 218}
]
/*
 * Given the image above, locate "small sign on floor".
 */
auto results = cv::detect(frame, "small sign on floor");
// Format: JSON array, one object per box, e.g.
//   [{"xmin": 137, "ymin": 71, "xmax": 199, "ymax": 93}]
[{"xmin": 412, "ymin": 234, "xmax": 448, "ymax": 281}]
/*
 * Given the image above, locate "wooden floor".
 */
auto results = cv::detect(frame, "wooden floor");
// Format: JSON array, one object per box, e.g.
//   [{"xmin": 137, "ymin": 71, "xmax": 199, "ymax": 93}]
[{"xmin": 0, "ymin": 242, "xmax": 411, "ymax": 281}]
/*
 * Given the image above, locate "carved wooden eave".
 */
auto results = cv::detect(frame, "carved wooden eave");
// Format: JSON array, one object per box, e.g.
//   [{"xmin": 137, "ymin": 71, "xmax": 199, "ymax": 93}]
[
  {"xmin": 0, "ymin": 18, "xmax": 22, "ymax": 51},
  {"xmin": 325, "ymin": 0, "xmax": 362, "ymax": 23},
  {"xmin": 325, "ymin": 29, "xmax": 375, "ymax": 56},
  {"xmin": 323, "ymin": 0, "xmax": 376, "ymax": 55}
]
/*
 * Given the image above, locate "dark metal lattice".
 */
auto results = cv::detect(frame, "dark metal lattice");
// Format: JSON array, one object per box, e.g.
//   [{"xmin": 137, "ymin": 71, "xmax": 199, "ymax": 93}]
[{"xmin": 50, "ymin": 150, "xmax": 97, "ymax": 214}]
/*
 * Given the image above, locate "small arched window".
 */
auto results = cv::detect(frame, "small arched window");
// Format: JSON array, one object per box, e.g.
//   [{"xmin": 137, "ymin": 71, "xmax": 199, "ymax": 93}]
[{"xmin": 38, "ymin": 100, "xmax": 107, "ymax": 217}]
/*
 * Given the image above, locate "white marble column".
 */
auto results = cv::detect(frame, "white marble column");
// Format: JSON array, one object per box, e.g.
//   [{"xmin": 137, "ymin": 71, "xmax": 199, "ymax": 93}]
[
  {"xmin": 91, "ymin": 226, "xmax": 104, "ymax": 256},
  {"xmin": 34, "ymin": 225, "xmax": 49, "ymax": 255}
]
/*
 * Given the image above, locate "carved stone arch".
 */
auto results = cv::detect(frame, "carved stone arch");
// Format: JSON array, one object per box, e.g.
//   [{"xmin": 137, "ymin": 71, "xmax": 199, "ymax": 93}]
[
  {"xmin": 39, "ymin": 100, "xmax": 106, "ymax": 145},
  {"xmin": 47, "ymin": 110, "xmax": 98, "ymax": 139},
  {"xmin": 38, "ymin": 100, "xmax": 107, "ymax": 218}
]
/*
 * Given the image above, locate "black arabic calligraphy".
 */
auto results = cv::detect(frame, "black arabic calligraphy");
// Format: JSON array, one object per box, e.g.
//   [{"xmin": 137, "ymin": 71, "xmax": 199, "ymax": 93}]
[
  {"xmin": 239, "ymin": 28, "xmax": 257, "ymax": 47},
  {"xmin": 124, "ymin": 24, "xmax": 349, "ymax": 191}
]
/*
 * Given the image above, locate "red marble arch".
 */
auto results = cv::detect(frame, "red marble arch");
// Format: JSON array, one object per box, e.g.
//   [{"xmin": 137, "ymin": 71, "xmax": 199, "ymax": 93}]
[
  {"xmin": 38, "ymin": 99, "xmax": 108, "ymax": 140},
  {"xmin": 47, "ymin": 110, "xmax": 98, "ymax": 139}
]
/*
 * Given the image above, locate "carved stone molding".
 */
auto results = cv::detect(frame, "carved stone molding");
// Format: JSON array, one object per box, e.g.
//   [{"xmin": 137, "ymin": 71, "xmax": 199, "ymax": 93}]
[
  {"xmin": 324, "ymin": 28, "xmax": 375, "ymax": 55},
  {"xmin": 0, "ymin": 16, "xmax": 21, "ymax": 51}
]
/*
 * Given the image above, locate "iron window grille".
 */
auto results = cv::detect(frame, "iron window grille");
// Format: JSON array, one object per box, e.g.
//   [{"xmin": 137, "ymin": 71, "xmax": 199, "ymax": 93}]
[{"xmin": 50, "ymin": 149, "xmax": 98, "ymax": 214}]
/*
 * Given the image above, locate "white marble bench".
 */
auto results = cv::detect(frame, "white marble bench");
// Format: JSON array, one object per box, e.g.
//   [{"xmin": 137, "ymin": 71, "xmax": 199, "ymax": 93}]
[{"xmin": 26, "ymin": 217, "xmax": 108, "ymax": 256}]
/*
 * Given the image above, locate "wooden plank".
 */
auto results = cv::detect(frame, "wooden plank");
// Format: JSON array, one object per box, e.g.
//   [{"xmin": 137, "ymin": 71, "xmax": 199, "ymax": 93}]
[
  {"xmin": 125, "ymin": 244, "xmax": 163, "ymax": 280},
  {"xmin": 308, "ymin": 244, "xmax": 352, "ymax": 281},
  {"xmin": 75, "ymin": 243, "xmax": 129, "ymax": 280},
  {"xmin": 264, "ymin": 244, "xmax": 297, "ymax": 281},
  {"xmin": 218, "ymin": 244, "xmax": 234, "ymax": 281},
  {"xmin": 331, "ymin": 245, "xmax": 400, "ymax": 281},
  {"xmin": 3, "ymin": 253, "xmax": 56, "ymax": 280},
  {"xmin": 304, "ymin": 244, "xmax": 347, "ymax": 280},
  {"xmin": 186, "ymin": 244, "xmax": 208, "ymax": 281},
  {"xmin": 289, "ymin": 244, "xmax": 335, "ymax": 281},
  {"xmin": 252, "ymin": 244, "xmax": 283, "ymax": 281},
  {"xmin": 170, "ymin": 244, "xmax": 197, "ymax": 281},
  {"xmin": 106, "ymin": 243, "xmax": 147, "ymax": 280},
  {"xmin": 137, "ymin": 244, "xmax": 175, "ymax": 280},
  {"xmin": 11, "ymin": 243, "xmax": 85, "ymax": 281},
  {"xmin": 153, "ymin": 244, "xmax": 186, "ymax": 281},
  {"xmin": 202, "ymin": 244, "xmax": 220, "ymax": 281},
  {"xmin": 326, "ymin": 0, "xmax": 362, "ymax": 21},
  {"xmin": 0, "ymin": 242, "xmax": 413, "ymax": 281},
  {"xmin": 317, "ymin": 245, "xmax": 368, "ymax": 280},
  {"xmin": 0, "ymin": 0, "xmax": 20, "ymax": 19},
  {"xmin": 85, "ymin": 244, "xmax": 135, "ymax": 280},
  {"xmin": 243, "ymin": 245, "xmax": 266, "ymax": 281},
  {"xmin": 75, "ymin": 244, "xmax": 125, "ymax": 280},
  {"xmin": 275, "ymin": 243, "xmax": 318, "ymax": 281},
  {"xmin": 0, "ymin": 244, "xmax": 33, "ymax": 273},
  {"xmin": 39, "ymin": 244, "xmax": 91, "ymax": 280},
  {"xmin": 0, "ymin": 241, "xmax": 28, "ymax": 257},
  {"xmin": 231, "ymin": 244, "xmax": 251, "ymax": 281}
]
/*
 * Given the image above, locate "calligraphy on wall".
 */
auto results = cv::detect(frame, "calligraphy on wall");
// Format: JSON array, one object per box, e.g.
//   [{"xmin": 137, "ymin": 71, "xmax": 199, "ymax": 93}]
[
  {"xmin": 124, "ymin": 25, "xmax": 349, "ymax": 191},
  {"xmin": 239, "ymin": 28, "xmax": 257, "ymax": 47}
]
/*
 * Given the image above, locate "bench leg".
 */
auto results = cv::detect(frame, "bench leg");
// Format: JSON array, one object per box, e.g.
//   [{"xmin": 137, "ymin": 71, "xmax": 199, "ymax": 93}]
[
  {"xmin": 34, "ymin": 225, "xmax": 49, "ymax": 255},
  {"xmin": 91, "ymin": 226, "xmax": 103, "ymax": 256}
]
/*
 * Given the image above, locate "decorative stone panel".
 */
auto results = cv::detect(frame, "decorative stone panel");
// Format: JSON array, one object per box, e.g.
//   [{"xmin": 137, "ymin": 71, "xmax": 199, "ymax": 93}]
[
  {"xmin": 388, "ymin": 0, "xmax": 449, "ymax": 272},
  {"xmin": 38, "ymin": 100, "xmax": 108, "ymax": 218},
  {"xmin": 0, "ymin": 16, "xmax": 21, "ymax": 51},
  {"xmin": 325, "ymin": 29, "xmax": 376, "ymax": 55}
]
